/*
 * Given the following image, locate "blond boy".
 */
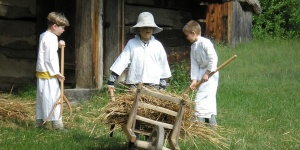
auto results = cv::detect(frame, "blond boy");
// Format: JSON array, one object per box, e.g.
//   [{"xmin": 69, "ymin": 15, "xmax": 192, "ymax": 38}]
[
  {"xmin": 36, "ymin": 12, "xmax": 69, "ymax": 129},
  {"xmin": 183, "ymin": 20, "xmax": 219, "ymax": 126}
]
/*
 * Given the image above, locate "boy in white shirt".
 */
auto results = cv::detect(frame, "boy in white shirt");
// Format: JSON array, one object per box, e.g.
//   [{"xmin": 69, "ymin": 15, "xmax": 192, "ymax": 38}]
[
  {"xmin": 35, "ymin": 12, "xmax": 69, "ymax": 130},
  {"xmin": 183, "ymin": 20, "xmax": 219, "ymax": 127}
]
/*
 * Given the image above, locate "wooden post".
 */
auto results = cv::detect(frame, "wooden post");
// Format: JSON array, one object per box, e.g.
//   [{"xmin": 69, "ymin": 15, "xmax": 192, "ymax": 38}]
[
  {"xmin": 103, "ymin": 0, "xmax": 124, "ymax": 76},
  {"xmin": 75, "ymin": 0, "xmax": 103, "ymax": 89}
]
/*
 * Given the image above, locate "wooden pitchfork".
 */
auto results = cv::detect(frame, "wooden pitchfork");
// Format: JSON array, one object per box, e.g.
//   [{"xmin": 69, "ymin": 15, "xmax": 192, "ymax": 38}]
[
  {"xmin": 181, "ymin": 55, "xmax": 237, "ymax": 96},
  {"xmin": 43, "ymin": 45, "xmax": 72, "ymax": 124}
]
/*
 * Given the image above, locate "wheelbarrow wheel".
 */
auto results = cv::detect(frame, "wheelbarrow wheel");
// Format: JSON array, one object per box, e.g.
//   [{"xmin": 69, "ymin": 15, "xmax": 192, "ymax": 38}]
[{"xmin": 148, "ymin": 125, "xmax": 164, "ymax": 150}]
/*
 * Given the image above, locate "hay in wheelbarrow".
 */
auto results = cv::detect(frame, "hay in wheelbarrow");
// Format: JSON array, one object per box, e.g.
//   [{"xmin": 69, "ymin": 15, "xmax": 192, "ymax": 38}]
[{"xmin": 99, "ymin": 87, "xmax": 230, "ymax": 149}]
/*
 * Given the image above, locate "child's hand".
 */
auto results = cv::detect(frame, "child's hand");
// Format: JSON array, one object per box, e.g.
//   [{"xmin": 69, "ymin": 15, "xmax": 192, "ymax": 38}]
[
  {"xmin": 202, "ymin": 74, "xmax": 209, "ymax": 82},
  {"xmin": 107, "ymin": 86, "xmax": 115, "ymax": 93},
  {"xmin": 189, "ymin": 80, "xmax": 197, "ymax": 90},
  {"xmin": 202, "ymin": 70, "xmax": 211, "ymax": 82},
  {"xmin": 56, "ymin": 73, "xmax": 65, "ymax": 81},
  {"xmin": 58, "ymin": 40, "xmax": 65, "ymax": 48}
]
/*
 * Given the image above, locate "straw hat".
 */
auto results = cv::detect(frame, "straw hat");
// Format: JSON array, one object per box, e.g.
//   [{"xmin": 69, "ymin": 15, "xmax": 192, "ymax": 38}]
[{"xmin": 130, "ymin": 12, "xmax": 163, "ymax": 34}]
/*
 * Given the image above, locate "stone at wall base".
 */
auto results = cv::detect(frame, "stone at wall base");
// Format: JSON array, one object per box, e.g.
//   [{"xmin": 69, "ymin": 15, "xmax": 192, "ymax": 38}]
[{"xmin": 64, "ymin": 89, "xmax": 98, "ymax": 103}]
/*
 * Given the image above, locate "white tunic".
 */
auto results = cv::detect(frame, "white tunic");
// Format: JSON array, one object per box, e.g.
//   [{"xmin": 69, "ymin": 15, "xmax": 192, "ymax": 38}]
[
  {"xmin": 110, "ymin": 35, "xmax": 171, "ymax": 84},
  {"xmin": 36, "ymin": 31, "xmax": 60, "ymax": 76},
  {"xmin": 36, "ymin": 31, "xmax": 61, "ymax": 121},
  {"xmin": 191, "ymin": 36, "xmax": 219, "ymax": 118}
]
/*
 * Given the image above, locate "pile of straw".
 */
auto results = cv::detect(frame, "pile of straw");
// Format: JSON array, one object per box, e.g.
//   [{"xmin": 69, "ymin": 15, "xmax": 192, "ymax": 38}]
[
  {"xmin": 99, "ymin": 87, "xmax": 230, "ymax": 148},
  {"xmin": 0, "ymin": 99, "xmax": 34, "ymax": 122}
]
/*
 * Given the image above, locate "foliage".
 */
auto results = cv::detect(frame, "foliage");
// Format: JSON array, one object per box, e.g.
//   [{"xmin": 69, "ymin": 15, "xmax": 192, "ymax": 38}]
[
  {"xmin": 167, "ymin": 60, "xmax": 191, "ymax": 94},
  {"xmin": 253, "ymin": 0, "xmax": 300, "ymax": 39},
  {"xmin": 16, "ymin": 84, "xmax": 36, "ymax": 100}
]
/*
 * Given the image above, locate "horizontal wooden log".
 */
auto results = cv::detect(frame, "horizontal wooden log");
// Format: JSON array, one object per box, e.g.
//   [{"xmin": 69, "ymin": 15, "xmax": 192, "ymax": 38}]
[
  {"xmin": 0, "ymin": 0, "xmax": 36, "ymax": 19},
  {"xmin": 140, "ymin": 88, "xmax": 182, "ymax": 104},
  {"xmin": 0, "ymin": 0, "xmax": 36, "ymax": 8},
  {"xmin": 0, "ymin": 53, "xmax": 35, "ymax": 77},
  {"xmin": 125, "ymin": 5, "xmax": 191, "ymax": 28},
  {"xmin": 125, "ymin": 0, "xmax": 160, "ymax": 7},
  {"xmin": 125, "ymin": 0, "xmax": 191, "ymax": 11},
  {"xmin": 138, "ymin": 102, "xmax": 178, "ymax": 116},
  {"xmin": 0, "ymin": 20, "xmax": 36, "ymax": 36},
  {"xmin": 136, "ymin": 115, "xmax": 174, "ymax": 129}
]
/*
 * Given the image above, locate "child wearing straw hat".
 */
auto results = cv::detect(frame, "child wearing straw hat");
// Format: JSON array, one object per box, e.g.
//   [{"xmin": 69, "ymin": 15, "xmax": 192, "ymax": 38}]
[
  {"xmin": 183, "ymin": 20, "xmax": 219, "ymax": 127},
  {"xmin": 35, "ymin": 12, "xmax": 69, "ymax": 130},
  {"xmin": 107, "ymin": 12, "xmax": 171, "ymax": 91}
]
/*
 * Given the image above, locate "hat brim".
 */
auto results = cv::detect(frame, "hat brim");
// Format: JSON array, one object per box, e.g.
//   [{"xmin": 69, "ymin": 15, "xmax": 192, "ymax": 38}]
[{"xmin": 130, "ymin": 26, "xmax": 163, "ymax": 34}]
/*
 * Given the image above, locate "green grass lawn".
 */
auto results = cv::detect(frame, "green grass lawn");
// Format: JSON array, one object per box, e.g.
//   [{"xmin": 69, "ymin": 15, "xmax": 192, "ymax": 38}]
[{"xmin": 1, "ymin": 38, "xmax": 299, "ymax": 150}]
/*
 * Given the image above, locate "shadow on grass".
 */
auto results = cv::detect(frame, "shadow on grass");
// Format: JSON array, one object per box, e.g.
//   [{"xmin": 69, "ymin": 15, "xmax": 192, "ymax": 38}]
[{"xmin": 72, "ymin": 132, "xmax": 128, "ymax": 150}]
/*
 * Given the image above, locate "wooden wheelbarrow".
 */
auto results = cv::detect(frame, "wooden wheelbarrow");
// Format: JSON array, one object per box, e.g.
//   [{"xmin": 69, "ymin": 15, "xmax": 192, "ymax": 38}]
[{"xmin": 123, "ymin": 83, "xmax": 185, "ymax": 150}]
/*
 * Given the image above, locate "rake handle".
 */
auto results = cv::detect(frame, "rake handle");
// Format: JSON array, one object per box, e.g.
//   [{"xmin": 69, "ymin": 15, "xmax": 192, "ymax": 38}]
[{"xmin": 181, "ymin": 55, "xmax": 237, "ymax": 96}]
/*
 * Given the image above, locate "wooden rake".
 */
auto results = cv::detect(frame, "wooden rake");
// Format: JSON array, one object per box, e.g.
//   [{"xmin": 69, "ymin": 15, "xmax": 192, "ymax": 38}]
[
  {"xmin": 43, "ymin": 45, "xmax": 72, "ymax": 124},
  {"xmin": 181, "ymin": 55, "xmax": 237, "ymax": 96}
]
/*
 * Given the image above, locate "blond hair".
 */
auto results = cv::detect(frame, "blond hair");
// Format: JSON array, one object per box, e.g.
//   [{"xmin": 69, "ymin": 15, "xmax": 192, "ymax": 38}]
[
  {"xmin": 183, "ymin": 20, "xmax": 201, "ymax": 35},
  {"xmin": 47, "ymin": 12, "xmax": 70, "ymax": 27}
]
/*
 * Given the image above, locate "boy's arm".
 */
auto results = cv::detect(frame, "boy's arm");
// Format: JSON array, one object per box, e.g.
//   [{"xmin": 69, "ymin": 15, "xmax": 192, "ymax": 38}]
[
  {"xmin": 205, "ymin": 41, "xmax": 218, "ymax": 72},
  {"xmin": 107, "ymin": 71, "xmax": 119, "ymax": 91}
]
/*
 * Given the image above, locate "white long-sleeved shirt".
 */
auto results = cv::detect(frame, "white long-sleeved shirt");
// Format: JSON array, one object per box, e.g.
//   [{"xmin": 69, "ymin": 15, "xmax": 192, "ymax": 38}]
[
  {"xmin": 110, "ymin": 35, "xmax": 171, "ymax": 84},
  {"xmin": 36, "ymin": 31, "xmax": 60, "ymax": 76},
  {"xmin": 190, "ymin": 36, "xmax": 218, "ymax": 80}
]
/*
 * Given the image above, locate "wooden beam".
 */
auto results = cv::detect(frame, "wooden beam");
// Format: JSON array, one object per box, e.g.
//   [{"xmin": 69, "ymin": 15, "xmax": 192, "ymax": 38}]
[
  {"xmin": 103, "ymin": 0, "xmax": 123, "ymax": 76},
  {"xmin": 75, "ymin": 0, "xmax": 93, "ymax": 88},
  {"xmin": 140, "ymin": 88, "xmax": 182, "ymax": 104},
  {"xmin": 136, "ymin": 115, "xmax": 174, "ymax": 129},
  {"xmin": 91, "ymin": 0, "xmax": 104, "ymax": 88},
  {"xmin": 138, "ymin": 102, "xmax": 178, "ymax": 116}
]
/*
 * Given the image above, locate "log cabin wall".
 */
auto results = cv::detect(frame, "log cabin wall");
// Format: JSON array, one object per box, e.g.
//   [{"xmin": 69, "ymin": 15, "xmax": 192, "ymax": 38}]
[
  {"xmin": 0, "ymin": 0, "xmax": 76, "ymax": 92},
  {"xmin": 0, "ymin": 0, "xmax": 36, "ymax": 91}
]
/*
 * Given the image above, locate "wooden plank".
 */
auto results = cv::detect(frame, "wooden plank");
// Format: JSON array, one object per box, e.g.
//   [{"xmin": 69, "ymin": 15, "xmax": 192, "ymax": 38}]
[
  {"xmin": 91, "ymin": 0, "xmax": 103, "ymax": 88},
  {"xmin": 0, "ymin": 0, "xmax": 36, "ymax": 19},
  {"xmin": 136, "ymin": 115, "xmax": 174, "ymax": 129},
  {"xmin": 75, "ymin": 0, "xmax": 93, "ymax": 88},
  {"xmin": 133, "ymin": 129, "xmax": 151, "ymax": 136},
  {"xmin": 227, "ymin": 1, "xmax": 232, "ymax": 45},
  {"xmin": 0, "ymin": 20, "xmax": 35, "ymax": 36},
  {"xmin": 103, "ymin": 0, "xmax": 123, "ymax": 76},
  {"xmin": 138, "ymin": 102, "xmax": 178, "ymax": 116},
  {"xmin": 140, "ymin": 88, "xmax": 182, "ymax": 104},
  {"xmin": 126, "ymin": 0, "xmax": 190, "ymax": 11}
]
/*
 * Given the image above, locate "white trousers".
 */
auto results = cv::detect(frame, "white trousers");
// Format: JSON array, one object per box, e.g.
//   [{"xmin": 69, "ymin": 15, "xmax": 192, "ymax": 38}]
[
  {"xmin": 36, "ymin": 78, "xmax": 62, "ymax": 121},
  {"xmin": 194, "ymin": 68, "xmax": 219, "ymax": 118}
]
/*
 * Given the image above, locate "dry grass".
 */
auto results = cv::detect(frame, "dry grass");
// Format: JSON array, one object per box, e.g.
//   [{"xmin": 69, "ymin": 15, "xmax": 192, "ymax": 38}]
[{"xmin": 0, "ymin": 98, "xmax": 35, "ymax": 124}]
